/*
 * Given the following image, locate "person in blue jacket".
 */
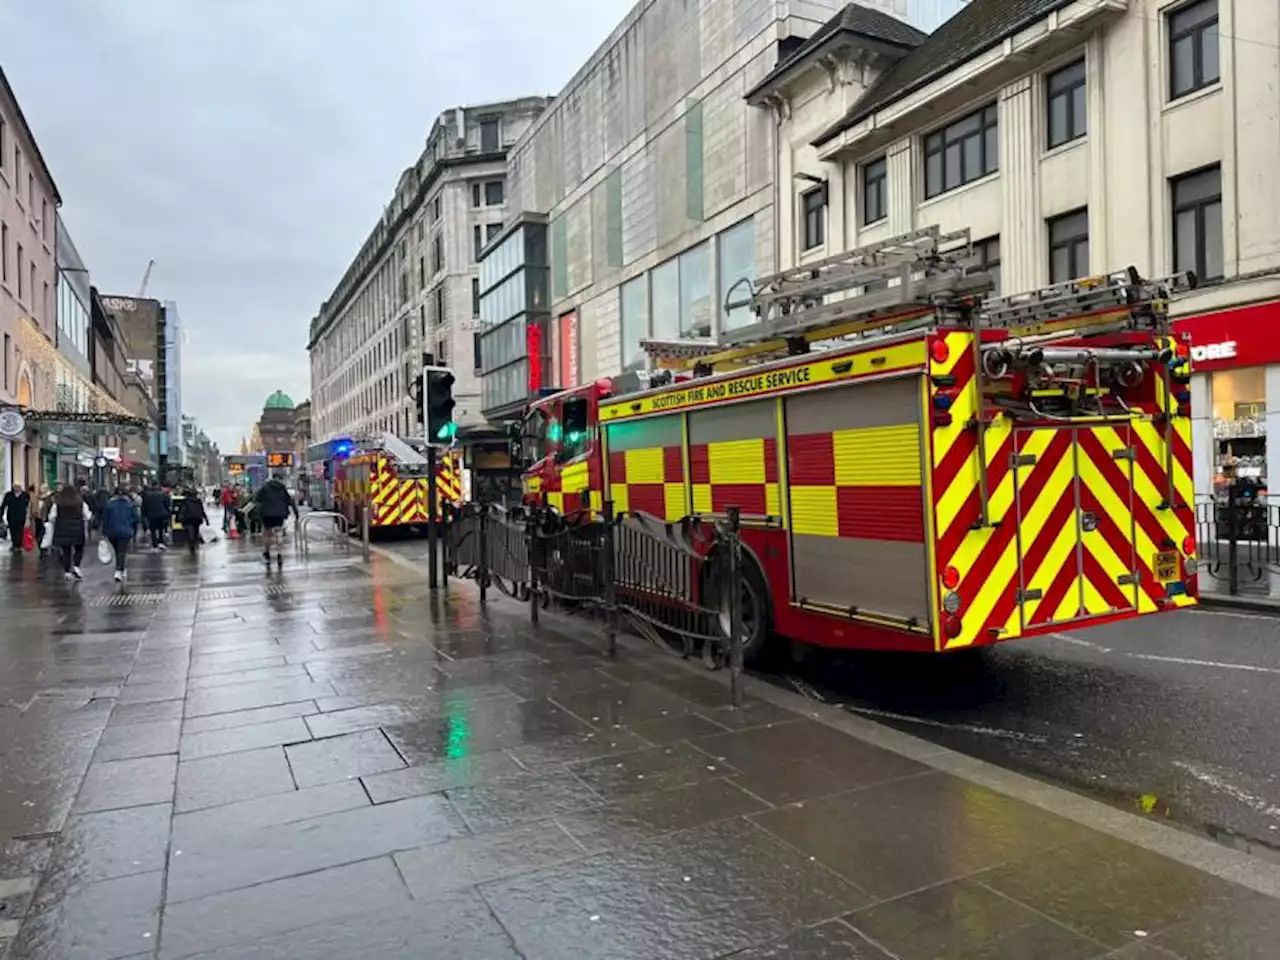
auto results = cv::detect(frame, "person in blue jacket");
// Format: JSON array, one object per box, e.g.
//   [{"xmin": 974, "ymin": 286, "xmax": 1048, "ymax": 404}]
[{"xmin": 101, "ymin": 486, "xmax": 140, "ymax": 582}]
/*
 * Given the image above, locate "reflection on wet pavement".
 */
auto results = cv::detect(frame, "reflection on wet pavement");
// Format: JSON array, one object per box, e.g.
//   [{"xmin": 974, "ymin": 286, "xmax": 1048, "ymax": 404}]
[{"xmin": 0, "ymin": 535, "xmax": 1277, "ymax": 958}]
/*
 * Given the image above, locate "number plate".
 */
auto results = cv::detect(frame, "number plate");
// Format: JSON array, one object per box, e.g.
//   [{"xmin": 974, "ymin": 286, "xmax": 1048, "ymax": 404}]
[{"xmin": 1154, "ymin": 551, "xmax": 1179, "ymax": 582}]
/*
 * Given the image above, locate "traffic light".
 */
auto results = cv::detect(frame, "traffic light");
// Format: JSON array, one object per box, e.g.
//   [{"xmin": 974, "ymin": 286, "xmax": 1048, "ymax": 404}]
[{"xmin": 423, "ymin": 366, "xmax": 457, "ymax": 444}]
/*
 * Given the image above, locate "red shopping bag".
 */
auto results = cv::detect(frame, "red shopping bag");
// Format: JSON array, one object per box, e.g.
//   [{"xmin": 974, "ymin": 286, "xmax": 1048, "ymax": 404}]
[{"xmin": 23, "ymin": 527, "xmax": 34, "ymax": 551}]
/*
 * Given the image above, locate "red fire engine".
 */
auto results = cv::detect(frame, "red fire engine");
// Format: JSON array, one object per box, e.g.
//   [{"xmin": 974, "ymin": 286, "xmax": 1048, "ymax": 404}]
[{"xmin": 521, "ymin": 228, "xmax": 1197, "ymax": 660}]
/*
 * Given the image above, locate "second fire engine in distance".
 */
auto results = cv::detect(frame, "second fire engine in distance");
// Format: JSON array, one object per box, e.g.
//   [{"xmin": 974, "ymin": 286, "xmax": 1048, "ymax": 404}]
[
  {"xmin": 333, "ymin": 433, "xmax": 463, "ymax": 536},
  {"xmin": 518, "ymin": 227, "xmax": 1197, "ymax": 661}
]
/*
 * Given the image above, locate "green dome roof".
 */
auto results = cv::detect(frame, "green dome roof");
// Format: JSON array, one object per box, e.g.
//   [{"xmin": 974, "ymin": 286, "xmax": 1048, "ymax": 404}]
[{"xmin": 264, "ymin": 391, "xmax": 295, "ymax": 411}]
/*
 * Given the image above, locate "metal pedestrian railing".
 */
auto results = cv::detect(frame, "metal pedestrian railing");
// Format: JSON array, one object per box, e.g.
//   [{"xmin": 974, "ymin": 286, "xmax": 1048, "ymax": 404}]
[
  {"xmin": 443, "ymin": 499, "xmax": 750, "ymax": 705},
  {"xmin": 1194, "ymin": 494, "xmax": 1280, "ymax": 596},
  {"xmin": 295, "ymin": 511, "xmax": 353, "ymax": 558}
]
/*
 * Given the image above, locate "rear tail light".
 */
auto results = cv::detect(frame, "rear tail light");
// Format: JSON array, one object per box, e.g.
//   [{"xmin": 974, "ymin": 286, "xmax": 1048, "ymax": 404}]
[
  {"xmin": 932, "ymin": 412, "xmax": 954, "ymax": 428},
  {"xmin": 1183, "ymin": 536, "xmax": 1195, "ymax": 557},
  {"xmin": 944, "ymin": 616, "xmax": 963, "ymax": 639},
  {"xmin": 929, "ymin": 337, "xmax": 950, "ymax": 365},
  {"xmin": 941, "ymin": 565, "xmax": 960, "ymax": 590}
]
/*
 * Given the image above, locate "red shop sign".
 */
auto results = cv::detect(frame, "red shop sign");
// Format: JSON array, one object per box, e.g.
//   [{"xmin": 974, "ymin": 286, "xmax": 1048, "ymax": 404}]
[
  {"xmin": 1174, "ymin": 299, "xmax": 1280, "ymax": 373},
  {"xmin": 526, "ymin": 321, "xmax": 543, "ymax": 393}
]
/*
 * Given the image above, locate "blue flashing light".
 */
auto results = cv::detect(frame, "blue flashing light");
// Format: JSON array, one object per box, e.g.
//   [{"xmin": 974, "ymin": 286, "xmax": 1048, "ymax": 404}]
[
  {"xmin": 933, "ymin": 393, "xmax": 953, "ymax": 410},
  {"xmin": 1165, "ymin": 581, "xmax": 1187, "ymax": 597}
]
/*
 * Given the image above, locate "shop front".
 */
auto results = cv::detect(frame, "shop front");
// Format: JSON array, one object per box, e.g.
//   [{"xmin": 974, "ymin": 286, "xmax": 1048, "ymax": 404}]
[{"xmin": 1175, "ymin": 298, "xmax": 1280, "ymax": 598}]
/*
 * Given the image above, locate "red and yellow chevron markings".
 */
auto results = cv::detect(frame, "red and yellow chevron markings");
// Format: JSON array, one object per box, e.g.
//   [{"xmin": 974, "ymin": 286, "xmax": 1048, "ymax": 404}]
[{"xmin": 929, "ymin": 330, "xmax": 1195, "ymax": 651}]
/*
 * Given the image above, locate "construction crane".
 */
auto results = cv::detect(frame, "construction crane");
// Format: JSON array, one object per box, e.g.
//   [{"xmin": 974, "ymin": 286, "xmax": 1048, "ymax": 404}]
[{"xmin": 137, "ymin": 259, "xmax": 156, "ymax": 297}]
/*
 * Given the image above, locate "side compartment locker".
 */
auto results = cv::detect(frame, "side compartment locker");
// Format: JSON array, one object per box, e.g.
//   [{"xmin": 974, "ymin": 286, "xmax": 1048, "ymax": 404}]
[
  {"xmin": 785, "ymin": 378, "xmax": 929, "ymax": 626},
  {"xmin": 686, "ymin": 401, "xmax": 779, "ymax": 520},
  {"xmin": 603, "ymin": 415, "xmax": 685, "ymax": 520}
]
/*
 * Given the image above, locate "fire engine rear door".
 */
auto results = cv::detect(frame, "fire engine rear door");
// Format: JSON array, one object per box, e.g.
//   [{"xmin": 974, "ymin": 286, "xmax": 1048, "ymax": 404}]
[{"xmin": 1012, "ymin": 424, "xmax": 1138, "ymax": 630}]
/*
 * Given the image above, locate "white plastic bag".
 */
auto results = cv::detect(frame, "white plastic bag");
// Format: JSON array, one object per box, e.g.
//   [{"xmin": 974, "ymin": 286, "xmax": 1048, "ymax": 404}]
[
  {"xmin": 40, "ymin": 523, "xmax": 53, "ymax": 551},
  {"xmin": 98, "ymin": 538, "xmax": 113, "ymax": 565}
]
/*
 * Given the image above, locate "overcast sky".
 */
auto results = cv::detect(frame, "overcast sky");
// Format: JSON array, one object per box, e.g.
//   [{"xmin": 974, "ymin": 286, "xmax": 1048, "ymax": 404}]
[{"xmin": 0, "ymin": 0, "xmax": 629, "ymax": 452}]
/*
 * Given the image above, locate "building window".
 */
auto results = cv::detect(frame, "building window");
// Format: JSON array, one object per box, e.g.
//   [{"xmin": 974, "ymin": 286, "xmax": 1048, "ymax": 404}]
[
  {"xmin": 0, "ymin": 118, "xmax": 5, "ymax": 172},
  {"xmin": 1046, "ymin": 59, "xmax": 1087, "ymax": 148},
  {"xmin": 1, "ymin": 221, "xmax": 7, "ymax": 283},
  {"xmin": 619, "ymin": 274, "xmax": 649, "ymax": 371},
  {"xmin": 801, "ymin": 187, "xmax": 826, "ymax": 251},
  {"xmin": 471, "ymin": 183, "xmax": 482, "ymax": 208},
  {"xmin": 924, "ymin": 103, "xmax": 999, "ymax": 199},
  {"xmin": 472, "ymin": 278, "xmax": 481, "ymax": 317},
  {"xmin": 15, "ymin": 244, "xmax": 23, "ymax": 300},
  {"xmin": 1172, "ymin": 165, "xmax": 1223, "ymax": 281},
  {"xmin": 474, "ymin": 225, "xmax": 484, "ymax": 262},
  {"xmin": 431, "ymin": 196, "xmax": 441, "ymax": 222},
  {"xmin": 678, "ymin": 243, "xmax": 712, "ymax": 338},
  {"xmin": 1048, "ymin": 209, "xmax": 1090, "ymax": 283},
  {"xmin": 1169, "ymin": 0, "xmax": 1219, "ymax": 99},
  {"xmin": 480, "ymin": 118, "xmax": 500, "ymax": 152},
  {"xmin": 3, "ymin": 333, "xmax": 9, "ymax": 392},
  {"xmin": 486, "ymin": 223, "xmax": 501, "ymax": 245},
  {"xmin": 718, "ymin": 218, "xmax": 756, "ymax": 331},
  {"xmin": 862, "ymin": 158, "xmax": 887, "ymax": 226},
  {"xmin": 485, "ymin": 181, "xmax": 504, "ymax": 206},
  {"xmin": 650, "ymin": 259, "xmax": 679, "ymax": 340},
  {"xmin": 432, "ymin": 236, "xmax": 443, "ymax": 274},
  {"xmin": 974, "ymin": 236, "xmax": 1001, "ymax": 296}
]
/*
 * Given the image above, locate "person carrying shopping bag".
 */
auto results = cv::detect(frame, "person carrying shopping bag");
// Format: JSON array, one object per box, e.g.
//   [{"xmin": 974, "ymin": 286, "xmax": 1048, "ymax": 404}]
[
  {"xmin": 101, "ymin": 487, "xmax": 140, "ymax": 582},
  {"xmin": 45, "ymin": 485, "xmax": 92, "ymax": 580},
  {"xmin": 179, "ymin": 488, "xmax": 209, "ymax": 556}
]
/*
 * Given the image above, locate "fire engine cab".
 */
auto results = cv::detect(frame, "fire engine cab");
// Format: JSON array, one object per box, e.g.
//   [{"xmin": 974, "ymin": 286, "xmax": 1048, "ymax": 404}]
[{"xmin": 520, "ymin": 227, "xmax": 1198, "ymax": 659}]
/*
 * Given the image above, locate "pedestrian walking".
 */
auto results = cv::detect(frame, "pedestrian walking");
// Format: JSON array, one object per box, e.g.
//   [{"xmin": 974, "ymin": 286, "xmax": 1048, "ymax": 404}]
[
  {"xmin": 1, "ymin": 483, "xmax": 30, "ymax": 552},
  {"xmin": 255, "ymin": 472, "xmax": 298, "ymax": 570},
  {"xmin": 101, "ymin": 486, "xmax": 139, "ymax": 582},
  {"xmin": 47, "ymin": 485, "xmax": 91, "ymax": 580},
  {"xmin": 141, "ymin": 483, "xmax": 171, "ymax": 550},
  {"xmin": 219, "ymin": 483, "xmax": 236, "ymax": 532},
  {"xmin": 178, "ymin": 488, "xmax": 209, "ymax": 556}
]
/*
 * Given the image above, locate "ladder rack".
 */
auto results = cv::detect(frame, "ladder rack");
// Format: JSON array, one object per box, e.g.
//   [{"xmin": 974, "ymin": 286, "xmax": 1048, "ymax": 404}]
[{"xmin": 642, "ymin": 226, "xmax": 1194, "ymax": 372}]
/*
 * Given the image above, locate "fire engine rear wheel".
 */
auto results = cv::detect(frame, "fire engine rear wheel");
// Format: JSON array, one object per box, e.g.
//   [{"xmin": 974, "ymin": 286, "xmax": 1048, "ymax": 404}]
[{"xmin": 709, "ymin": 556, "xmax": 770, "ymax": 664}]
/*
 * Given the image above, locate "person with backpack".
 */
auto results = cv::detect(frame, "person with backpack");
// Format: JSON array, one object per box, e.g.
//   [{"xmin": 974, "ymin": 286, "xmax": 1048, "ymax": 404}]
[
  {"xmin": 254, "ymin": 473, "xmax": 298, "ymax": 570},
  {"xmin": 101, "ymin": 486, "xmax": 140, "ymax": 582},
  {"xmin": 178, "ymin": 488, "xmax": 209, "ymax": 556}
]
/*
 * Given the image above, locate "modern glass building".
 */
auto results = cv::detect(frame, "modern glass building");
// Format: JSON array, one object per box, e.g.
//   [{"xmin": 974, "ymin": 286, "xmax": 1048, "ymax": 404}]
[{"xmin": 476, "ymin": 214, "xmax": 550, "ymax": 421}]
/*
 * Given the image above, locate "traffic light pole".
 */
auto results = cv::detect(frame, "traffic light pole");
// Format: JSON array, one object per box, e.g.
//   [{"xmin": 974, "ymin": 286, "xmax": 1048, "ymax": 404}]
[{"xmin": 427, "ymin": 446, "xmax": 439, "ymax": 590}]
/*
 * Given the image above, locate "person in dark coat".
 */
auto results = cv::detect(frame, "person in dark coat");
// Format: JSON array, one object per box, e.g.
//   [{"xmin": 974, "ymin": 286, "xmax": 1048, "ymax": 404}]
[
  {"xmin": 101, "ymin": 487, "xmax": 140, "ymax": 582},
  {"xmin": 1, "ymin": 483, "xmax": 30, "ymax": 552},
  {"xmin": 254, "ymin": 473, "xmax": 298, "ymax": 568},
  {"xmin": 177, "ymin": 488, "xmax": 209, "ymax": 556},
  {"xmin": 140, "ymin": 484, "xmax": 171, "ymax": 550},
  {"xmin": 48, "ymin": 485, "xmax": 91, "ymax": 580}
]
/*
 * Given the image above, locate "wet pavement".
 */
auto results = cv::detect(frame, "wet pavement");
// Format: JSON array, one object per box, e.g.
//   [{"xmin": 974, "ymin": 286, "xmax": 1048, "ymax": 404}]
[
  {"xmin": 762, "ymin": 605, "xmax": 1280, "ymax": 860},
  {"xmin": 0, "ymin": 528, "xmax": 1277, "ymax": 958}
]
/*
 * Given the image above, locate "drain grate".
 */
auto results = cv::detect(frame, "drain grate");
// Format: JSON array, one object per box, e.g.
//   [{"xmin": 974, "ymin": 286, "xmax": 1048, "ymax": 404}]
[{"xmin": 91, "ymin": 593, "xmax": 166, "ymax": 607}]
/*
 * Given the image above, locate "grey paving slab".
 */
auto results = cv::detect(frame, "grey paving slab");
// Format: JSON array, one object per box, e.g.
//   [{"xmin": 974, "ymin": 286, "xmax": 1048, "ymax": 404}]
[
  {"xmin": 179, "ymin": 717, "xmax": 311, "ymax": 760},
  {"xmin": 395, "ymin": 819, "xmax": 583, "ymax": 899},
  {"xmin": 978, "ymin": 833, "xmax": 1263, "ymax": 950},
  {"xmin": 171, "ymin": 781, "xmax": 370, "ymax": 845},
  {"xmin": 108, "ymin": 699, "xmax": 185, "ymax": 727},
  {"xmin": 73, "ymin": 754, "xmax": 177, "ymax": 814},
  {"xmin": 180, "ymin": 700, "xmax": 316, "ymax": 735},
  {"xmin": 482, "ymin": 818, "xmax": 867, "ymax": 960},
  {"xmin": 284, "ymin": 728, "xmax": 405, "ymax": 787},
  {"xmin": 184, "ymin": 677, "xmax": 334, "ymax": 718},
  {"xmin": 626, "ymin": 711, "xmax": 729, "ymax": 745},
  {"xmin": 447, "ymin": 769, "xmax": 603, "ymax": 833},
  {"xmin": 175, "ymin": 746, "xmax": 296, "ymax": 813},
  {"xmin": 186, "ymin": 664, "xmax": 309, "ymax": 690},
  {"xmin": 751, "ymin": 772, "xmax": 1098, "ymax": 900},
  {"xmin": 362, "ymin": 749, "xmax": 526, "ymax": 804},
  {"xmin": 188, "ymin": 654, "xmax": 286, "ymax": 677},
  {"xmin": 10, "ymin": 869, "xmax": 162, "ymax": 960},
  {"xmin": 166, "ymin": 793, "xmax": 468, "ymax": 902},
  {"xmin": 118, "ymin": 679, "xmax": 187, "ymax": 704},
  {"xmin": 94, "ymin": 718, "xmax": 182, "ymax": 761},
  {"xmin": 556, "ymin": 778, "xmax": 770, "ymax": 854},
  {"xmin": 570, "ymin": 741, "xmax": 739, "ymax": 800},
  {"xmin": 158, "ymin": 856, "xmax": 410, "ymax": 960},
  {"xmin": 849, "ymin": 878, "xmax": 1107, "ymax": 960},
  {"xmin": 173, "ymin": 888, "xmax": 523, "ymax": 960},
  {"xmin": 302, "ymin": 700, "xmax": 446, "ymax": 739},
  {"xmin": 34, "ymin": 803, "xmax": 171, "ymax": 908},
  {"xmin": 728, "ymin": 920, "xmax": 892, "ymax": 959}
]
